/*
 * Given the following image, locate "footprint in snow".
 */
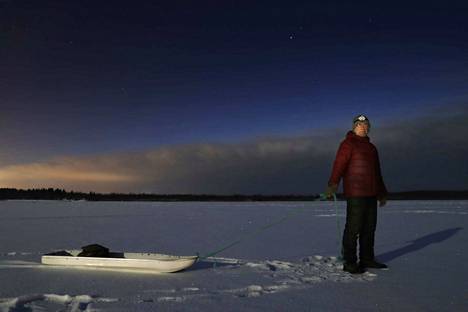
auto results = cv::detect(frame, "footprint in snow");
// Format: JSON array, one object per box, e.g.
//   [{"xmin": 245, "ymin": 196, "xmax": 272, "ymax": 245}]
[
  {"xmin": 0, "ymin": 294, "xmax": 118, "ymax": 312},
  {"xmin": 143, "ymin": 255, "xmax": 377, "ymax": 303}
]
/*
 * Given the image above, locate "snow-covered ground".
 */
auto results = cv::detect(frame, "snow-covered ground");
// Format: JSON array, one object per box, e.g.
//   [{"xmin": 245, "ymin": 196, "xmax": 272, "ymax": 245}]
[{"xmin": 0, "ymin": 200, "xmax": 466, "ymax": 311}]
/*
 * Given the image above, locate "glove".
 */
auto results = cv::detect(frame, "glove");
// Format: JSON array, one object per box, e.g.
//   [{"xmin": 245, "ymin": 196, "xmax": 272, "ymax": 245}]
[
  {"xmin": 378, "ymin": 196, "xmax": 387, "ymax": 207},
  {"xmin": 325, "ymin": 184, "xmax": 338, "ymax": 200}
]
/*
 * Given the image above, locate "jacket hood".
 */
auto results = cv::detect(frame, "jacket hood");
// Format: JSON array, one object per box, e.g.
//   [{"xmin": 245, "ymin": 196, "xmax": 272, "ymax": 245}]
[{"xmin": 346, "ymin": 130, "xmax": 370, "ymax": 142}]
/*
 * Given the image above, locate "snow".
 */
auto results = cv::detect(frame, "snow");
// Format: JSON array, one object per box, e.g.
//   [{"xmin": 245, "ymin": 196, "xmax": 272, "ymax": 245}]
[{"xmin": 0, "ymin": 200, "xmax": 467, "ymax": 311}]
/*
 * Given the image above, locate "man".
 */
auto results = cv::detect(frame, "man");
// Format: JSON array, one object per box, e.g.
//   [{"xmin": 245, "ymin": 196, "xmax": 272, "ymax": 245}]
[{"xmin": 326, "ymin": 114, "xmax": 388, "ymax": 274}]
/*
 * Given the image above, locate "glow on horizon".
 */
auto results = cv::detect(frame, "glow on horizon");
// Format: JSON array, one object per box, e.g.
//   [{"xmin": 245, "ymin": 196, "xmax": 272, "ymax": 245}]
[{"xmin": 0, "ymin": 162, "xmax": 138, "ymax": 191}]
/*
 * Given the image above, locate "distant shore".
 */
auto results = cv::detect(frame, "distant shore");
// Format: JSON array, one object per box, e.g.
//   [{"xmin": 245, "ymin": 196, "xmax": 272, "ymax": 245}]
[{"xmin": 1, "ymin": 188, "xmax": 468, "ymax": 201}]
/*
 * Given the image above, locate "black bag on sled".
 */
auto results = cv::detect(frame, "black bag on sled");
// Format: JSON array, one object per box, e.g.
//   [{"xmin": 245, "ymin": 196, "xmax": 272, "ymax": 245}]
[{"xmin": 77, "ymin": 244, "xmax": 110, "ymax": 257}]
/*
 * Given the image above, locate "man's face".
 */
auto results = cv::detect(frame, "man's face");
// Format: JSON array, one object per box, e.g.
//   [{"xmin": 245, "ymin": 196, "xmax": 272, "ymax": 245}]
[{"xmin": 354, "ymin": 121, "xmax": 369, "ymax": 137}]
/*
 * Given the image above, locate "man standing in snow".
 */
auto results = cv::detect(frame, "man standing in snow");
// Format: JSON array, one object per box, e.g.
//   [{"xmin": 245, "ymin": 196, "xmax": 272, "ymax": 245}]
[{"xmin": 326, "ymin": 114, "xmax": 388, "ymax": 274}]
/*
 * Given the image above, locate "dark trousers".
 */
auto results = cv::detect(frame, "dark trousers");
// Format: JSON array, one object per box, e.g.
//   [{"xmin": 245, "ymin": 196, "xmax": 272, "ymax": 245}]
[{"xmin": 342, "ymin": 197, "xmax": 377, "ymax": 264}]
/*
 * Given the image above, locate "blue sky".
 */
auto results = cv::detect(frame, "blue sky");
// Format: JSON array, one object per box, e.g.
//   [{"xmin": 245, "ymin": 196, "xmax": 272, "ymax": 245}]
[{"xmin": 0, "ymin": 1, "xmax": 467, "ymax": 193}]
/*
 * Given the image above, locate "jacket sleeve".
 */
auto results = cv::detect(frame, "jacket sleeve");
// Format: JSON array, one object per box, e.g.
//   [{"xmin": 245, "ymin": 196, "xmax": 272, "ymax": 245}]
[
  {"xmin": 328, "ymin": 140, "xmax": 352, "ymax": 187},
  {"xmin": 375, "ymin": 149, "xmax": 388, "ymax": 198}
]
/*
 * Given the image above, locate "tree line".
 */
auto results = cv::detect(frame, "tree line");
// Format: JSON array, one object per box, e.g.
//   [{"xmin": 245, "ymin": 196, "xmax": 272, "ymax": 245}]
[
  {"xmin": 0, "ymin": 188, "xmax": 467, "ymax": 201},
  {"xmin": 0, "ymin": 188, "xmax": 320, "ymax": 201}
]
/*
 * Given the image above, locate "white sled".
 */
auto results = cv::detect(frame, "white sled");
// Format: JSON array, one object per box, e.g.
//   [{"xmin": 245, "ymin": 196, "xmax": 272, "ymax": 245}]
[{"xmin": 41, "ymin": 250, "xmax": 198, "ymax": 273}]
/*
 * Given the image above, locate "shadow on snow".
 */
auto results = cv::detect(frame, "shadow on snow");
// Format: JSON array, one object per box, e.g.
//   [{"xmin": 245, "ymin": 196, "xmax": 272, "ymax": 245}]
[
  {"xmin": 186, "ymin": 259, "xmax": 236, "ymax": 272},
  {"xmin": 377, "ymin": 227, "xmax": 463, "ymax": 263}
]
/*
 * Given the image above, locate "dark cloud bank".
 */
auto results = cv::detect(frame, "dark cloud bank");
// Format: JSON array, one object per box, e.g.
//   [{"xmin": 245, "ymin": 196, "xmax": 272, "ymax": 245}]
[{"xmin": 1, "ymin": 105, "xmax": 467, "ymax": 194}]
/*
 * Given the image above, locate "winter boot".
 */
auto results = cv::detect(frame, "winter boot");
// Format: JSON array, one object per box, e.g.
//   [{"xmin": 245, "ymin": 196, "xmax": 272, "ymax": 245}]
[
  {"xmin": 343, "ymin": 262, "xmax": 365, "ymax": 274},
  {"xmin": 360, "ymin": 260, "xmax": 388, "ymax": 269}
]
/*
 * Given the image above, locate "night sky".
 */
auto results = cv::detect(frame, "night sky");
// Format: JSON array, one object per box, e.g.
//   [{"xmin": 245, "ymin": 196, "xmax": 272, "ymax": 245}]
[{"xmin": 1, "ymin": 1, "xmax": 467, "ymax": 194}]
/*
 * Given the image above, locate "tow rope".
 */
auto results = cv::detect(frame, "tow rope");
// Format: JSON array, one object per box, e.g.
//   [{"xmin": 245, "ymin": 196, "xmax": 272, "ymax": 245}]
[{"xmin": 197, "ymin": 193, "xmax": 342, "ymax": 261}]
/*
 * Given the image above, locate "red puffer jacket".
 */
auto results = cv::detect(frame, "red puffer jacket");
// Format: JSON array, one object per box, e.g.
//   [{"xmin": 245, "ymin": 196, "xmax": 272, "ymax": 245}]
[{"xmin": 328, "ymin": 131, "xmax": 387, "ymax": 198}]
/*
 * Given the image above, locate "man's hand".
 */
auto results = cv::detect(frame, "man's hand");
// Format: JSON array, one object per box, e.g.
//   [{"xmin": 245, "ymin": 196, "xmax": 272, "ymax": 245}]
[
  {"xmin": 378, "ymin": 196, "xmax": 387, "ymax": 207},
  {"xmin": 325, "ymin": 184, "xmax": 338, "ymax": 200}
]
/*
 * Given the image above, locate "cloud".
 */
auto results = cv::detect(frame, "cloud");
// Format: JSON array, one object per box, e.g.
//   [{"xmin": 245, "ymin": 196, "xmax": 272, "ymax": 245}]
[
  {"xmin": 0, "ymin": 135, "xmax": 337, "ymax": 194},
  {"xmin": 0, "ymin": 158, "xmax": 139, "ymax": 192},
  {"xmin": 0, "ymin": 104, "xmax": 467, "ymax": 194},
  {"xmin": 372, "ymin": 103, "xmax": 468, "ymax": 191}
]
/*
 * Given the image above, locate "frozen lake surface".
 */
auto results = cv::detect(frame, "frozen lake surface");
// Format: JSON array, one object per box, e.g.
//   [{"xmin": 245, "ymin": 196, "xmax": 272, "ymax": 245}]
[{"xmin": 0, "ymin": 200, "xmax": 467, "ymax": 311}]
